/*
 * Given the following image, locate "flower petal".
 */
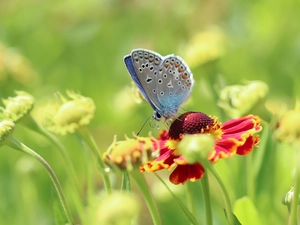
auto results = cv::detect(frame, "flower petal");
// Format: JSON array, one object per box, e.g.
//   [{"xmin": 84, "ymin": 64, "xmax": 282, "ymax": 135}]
[
  {"xmin": 169, "ymin": 164, "xmax": 205, "ymax": 185},
  {"xmin": 236, "ymin": 135, "xmax": 260, "ymax": 155}
]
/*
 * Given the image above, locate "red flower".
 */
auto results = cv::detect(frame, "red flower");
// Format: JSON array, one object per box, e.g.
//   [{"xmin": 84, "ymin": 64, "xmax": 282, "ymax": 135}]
[{"xmin": 141, "ymin": 112, "xmax": 262, "ymax": 185}]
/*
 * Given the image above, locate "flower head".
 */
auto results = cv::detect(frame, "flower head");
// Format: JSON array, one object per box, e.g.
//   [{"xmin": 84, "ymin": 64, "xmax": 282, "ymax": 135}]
[
  {"xmin": 141, "ymin": 112, "xmax": 262, "ymax": 185},
  {"xmin": 218, "ymin": 81, "xmax": 269, "ymax": 118},
  {"xmin": 103, "ymin": 135, "xmax": 160, "ymax": 171},
  {"xmin": 45, "ymin": 91, "xmax": 95, "ymax": 135},
  {"xmin": 0, "ymin": 121, "xmax": 15, "ymax": 147},
  {"xmin": 275, "ymin": 109, "xmax": 300, "ymax": 144},
  {"xmin": 0, "ymin": 91, "xmax": 35, "ymax": 122}
]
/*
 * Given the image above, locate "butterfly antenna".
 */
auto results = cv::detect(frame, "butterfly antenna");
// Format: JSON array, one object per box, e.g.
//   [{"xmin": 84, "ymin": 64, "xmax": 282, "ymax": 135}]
[{"xmin": 137, "ymin": 115, "xmax": 152, "ymax": 136}]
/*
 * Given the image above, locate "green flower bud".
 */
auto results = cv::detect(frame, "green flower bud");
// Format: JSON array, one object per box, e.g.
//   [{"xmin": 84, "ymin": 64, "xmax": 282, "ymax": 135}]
[
  {"xmin": 0, "ymin": 121, "xmax": 15, "ymax": 147},
  {"xmin": 0, "ymin": 91, "xmax": 35, "ymax": 122},
  {"xmin": 275, "ymin": 109, "xmax": 300, "ymax": 143},
  {"xmin": 218, "ymin": 81, "xmax": 269, "ymax": 118},
  {"xmin": 46, "ymin": 91, "xmax": 95, "ymax": 135},
  {"xmin": 178, "ymin": 134, "xmax": 215, "ymax": 165},
  {"xmin": 282, "ymin": 187, "xmax": 300, "ymax": 206}
]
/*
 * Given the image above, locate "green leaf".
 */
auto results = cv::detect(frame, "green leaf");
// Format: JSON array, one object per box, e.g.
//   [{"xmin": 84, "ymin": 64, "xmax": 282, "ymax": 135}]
[{"xmin": 233, "ymin": 197, "xmax": 262, "ymax": 225}]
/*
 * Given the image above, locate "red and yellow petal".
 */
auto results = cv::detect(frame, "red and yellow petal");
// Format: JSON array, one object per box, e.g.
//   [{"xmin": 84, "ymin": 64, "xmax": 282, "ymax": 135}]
[
  {"xmin": 236, "ymin": 135, "xmax": 260, "ymax": 155},
  {"xmin": 169, "ymin": 163, "xmax": 205, "ymax": 185}
]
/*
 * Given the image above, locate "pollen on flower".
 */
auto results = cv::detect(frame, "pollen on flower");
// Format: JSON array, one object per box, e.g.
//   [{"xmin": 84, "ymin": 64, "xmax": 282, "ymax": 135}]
[
  {"xmin": 168, "ymin": 112, "xmax": 221, "ymax": 140},
  {"xmin": 103, "ymin": 136, "xmax": 156, "ymax": 171}
]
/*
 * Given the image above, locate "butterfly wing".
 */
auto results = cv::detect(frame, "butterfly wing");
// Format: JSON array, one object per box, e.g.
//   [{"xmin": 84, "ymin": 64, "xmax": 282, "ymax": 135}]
[
  {"xmin": 124, "ymin": 49, "xmax": 163, "ymax": 111},
  {"xmin": 156, "ymin": 55, "xmax": 194, "ymax": 117}
]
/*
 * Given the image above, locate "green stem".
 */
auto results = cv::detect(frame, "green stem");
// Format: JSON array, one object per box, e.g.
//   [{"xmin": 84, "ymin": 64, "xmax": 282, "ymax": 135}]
[
  {"xmin": 288, "ymin": 142, "xmax": 300, "ymax": 225},
  {"xmin": 203, "ymin": 160, "xmax": 233, "ymax": 225},
  {"xmin": 129, "ymin": 170, "xmax": 161, "ymax": 225},
  {"xmin": 21, "ymin": 115, "xmax": 80, "ymax": 187},
  {"xmin": 77, "ymin": 127, "xmax": 112, "ymax": 194},
  {"xmin": 186, "ymin": 181, "xmax": 195, "ymax": 217},
  {"xmin": 21, "ymin": 115, "xmax": 85, "ymax": 222},
  {"xmin": 121, "ymin": 172, "xmax": 131, "ymax": 192},
  {"xmin": 201, "ymin": 174, "xmax": 213, "ymax": 225},
  {"xmin": 155, "ymin": 174, "xmax": 199, "ymax": 225},
  {"xmin": 7, "ymin": 137, "xmax": 74, "ymax": 225}
]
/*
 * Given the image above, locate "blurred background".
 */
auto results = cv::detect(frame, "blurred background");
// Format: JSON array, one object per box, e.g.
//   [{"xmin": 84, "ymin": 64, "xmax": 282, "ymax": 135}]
[{"xmin": 0, "ymin": 0, "xmax": 299, "ymax": 224}]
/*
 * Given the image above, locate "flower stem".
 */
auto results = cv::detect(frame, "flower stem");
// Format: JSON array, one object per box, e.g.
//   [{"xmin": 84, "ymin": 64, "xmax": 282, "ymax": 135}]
[
  {"xmin": 155, "ymin": 174, "xmax": 199, "ymax": 225},
  {"xmin": 288, "ymin": 141, "xmax": 300, "ymax": 225},
  {"xmin": 121, "ymin": 172, "xmax": 131, "ymax": 192},
  {"xmin": 186, "ymin": 181, "xmax": 195, "ymax": 217},
  {"xmin": 7, "ymin": 137, "xmax": 74, "ymax": 225},
  {"xmin": 21, "ymin": 115, "xmax": 86, "ymax": 221},
  {"xmin": 203, "ymin": 161, "xmax": 233, "ymax": 225},
  {"xmin": 21, "ymin": 115, "xmax": 80, "ymax": 187},
  {"xmin": 201, "ymin": 174, "xmax": 213, "ymax": 225},
  {"xmin": 77, "ymin": 127, "xmax": 112, "ymax": 194},
  {"xmin": 129, "ymin": 170, "xmax": 161, "ymax": 225}
]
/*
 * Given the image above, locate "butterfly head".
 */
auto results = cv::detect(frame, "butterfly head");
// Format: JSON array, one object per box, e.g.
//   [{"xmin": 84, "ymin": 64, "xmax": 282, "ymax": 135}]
[{"xmin": 153, "ymin": 111, "xmax": 162, "ymax": 121}]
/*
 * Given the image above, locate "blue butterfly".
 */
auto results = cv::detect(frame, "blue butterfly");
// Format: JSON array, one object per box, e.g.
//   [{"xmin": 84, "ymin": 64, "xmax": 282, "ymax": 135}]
[{"xmin": 124, "ymin": 49, "xmax": 194, "ymax": 121}]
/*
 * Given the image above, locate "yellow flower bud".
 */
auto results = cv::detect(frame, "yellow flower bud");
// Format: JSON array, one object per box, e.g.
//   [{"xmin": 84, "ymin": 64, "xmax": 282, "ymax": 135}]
[
  {"xmin": 0, "ymin": 91, "xmax": 34, "ymax": 122},
  {"xmin": 275, "ymin": 109, "xmax": 300, "ymax": 143},
  {"xmin": 46, "ymin": 91, "xmax": 95, "ymax": 135},
  {"xmin": 0, "ymin": 121, "xmax": 15, "ymax": 147},
  {"xmin": 103, "ymin": 136, "xmax": 157, "ymax": 171},
  {"xmin": 182, "ymin": 27, "xmax": 227, "ymax": 68}
]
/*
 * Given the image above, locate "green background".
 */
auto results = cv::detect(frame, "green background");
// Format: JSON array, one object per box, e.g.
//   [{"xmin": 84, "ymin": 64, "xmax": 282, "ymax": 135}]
[{"xmin": 0, "ymin": 0, "xmax": 299, "ymax": 224}]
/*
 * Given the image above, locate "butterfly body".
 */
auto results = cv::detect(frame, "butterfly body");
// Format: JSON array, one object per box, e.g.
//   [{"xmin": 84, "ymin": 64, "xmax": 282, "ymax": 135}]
[{"xmin": 124, "ymin": 49, "xmax": 194, "ymax": 121}]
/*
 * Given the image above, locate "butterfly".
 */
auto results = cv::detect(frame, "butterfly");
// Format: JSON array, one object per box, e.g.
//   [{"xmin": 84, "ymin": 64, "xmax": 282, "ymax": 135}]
[{"xmin": 124, "ymin": 49, "xmax": 194, "ymax": 121}]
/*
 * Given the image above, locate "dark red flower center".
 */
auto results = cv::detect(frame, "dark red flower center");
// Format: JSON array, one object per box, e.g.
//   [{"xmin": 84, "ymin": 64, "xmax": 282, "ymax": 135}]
[{"xmin": 169, "ymin": 112, "xmax": 215, "ymax": 139}]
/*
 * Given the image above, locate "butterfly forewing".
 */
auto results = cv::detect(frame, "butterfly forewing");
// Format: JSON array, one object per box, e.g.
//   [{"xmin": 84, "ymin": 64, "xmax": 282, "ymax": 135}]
[{"xmin": 130, "ymin": 49, "xmax": 163, "ymax": 110}]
